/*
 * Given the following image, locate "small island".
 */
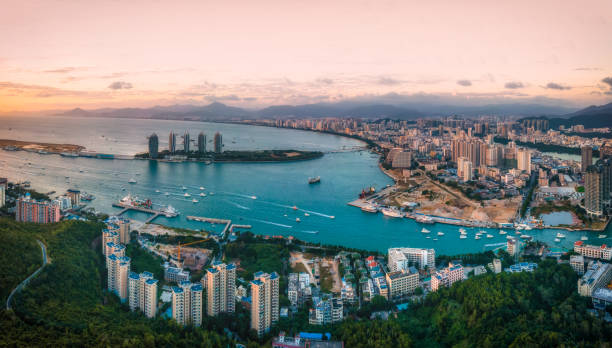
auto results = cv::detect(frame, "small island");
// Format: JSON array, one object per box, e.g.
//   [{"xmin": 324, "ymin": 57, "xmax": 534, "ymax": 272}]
[
  {"xmin": 0, "ymin": 138, "xmax": 84, "ymax": 154},
  {"xmin": 135, "ymin": 149, "xmax": 324, "ymax": 162}
]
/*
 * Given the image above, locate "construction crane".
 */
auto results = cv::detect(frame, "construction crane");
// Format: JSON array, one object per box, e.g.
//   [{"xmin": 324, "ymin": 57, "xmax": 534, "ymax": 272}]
[{"xmin": 177, "ymin": 238, "xmax": 212, "ymax": 262}]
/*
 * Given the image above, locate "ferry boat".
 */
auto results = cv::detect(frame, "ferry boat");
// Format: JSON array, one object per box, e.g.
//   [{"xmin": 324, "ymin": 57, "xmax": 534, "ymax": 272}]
[
  {"xmin": 486, "ymin": 234, "xmax": 494, "ymax": 239},
  {"xmin": 599, "ymin": 234, "xmax": 607, "ymax": 239},
  {"xmin": 499, "ymin": 230, "xmax": 507, "ymax": 235},
  {"xmin": 460, "ymin": 235, "xmax": 467, "ymax": 239},
  {"xmin": 381, "ymin": 208, "xmax": 403, "ymax": 218},
  {"xmin": 581, "ymin": 236, "xmax": 588, "ymax": 241},
  {"xmin": 162, "ymin": 205, "xmax": 179, "ymax": 217},
  {"xmin": 120, "ymin": 194, "xmax": 153, "ymax": 209},
  {"xmin": 556, "ymin": 233, "xmax": 566, "ymax": 239},
  {"xmin": 361, "ymin": 204, "xmax": 378, "ymax": 213},
  {"xmin": 308, "ymin": 176, "xmax": 321, "ymax": 184},
  {"xmin": 421, "ymin": 228, "xmax": 430, "ymax": 233},
  {"xmin": 437, "ymin": 232, "xmax": 444, "ymax": 236}
]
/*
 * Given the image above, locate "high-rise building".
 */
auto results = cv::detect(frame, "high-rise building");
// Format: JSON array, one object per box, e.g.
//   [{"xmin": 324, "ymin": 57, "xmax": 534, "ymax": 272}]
[
  {"xmin": 582, "ymin": 146, "xmax": 593, "ymax": 172},
  {"xmin": 431, "ymin": 263, "xmax": 464, "ymax": 291},
  {"xmin": 517, "ymin": 148, "xmax": 531, "ymax": 174},
  {"xmin": 507, "ymin": 237, "xmax": 518, "ymax": 256},
  {"xmin": 462, "ymin": 160, "xmax": 473, "ymax": 181},
  {"xmin": 169, "ymin": 131, "xmax": 177, "ymax": 154},
  {"xmin": 388, "ymin": 247, "xmax": 436, "ymax": 271},
  {"xmin": 214, "ymin": 132, "xmax": 223, "ymax": 153},
  {"xmin": 102, "ymin": 228, "xmax": 120, "ymax": 256},
  {"xmin": 128, "ymin": 271, "xmax": 158, "ymax": 318},
  {"xmin": 15, "ymin": 195, "xmax": 61, "ymax": 223},
  {"xmin": 585, "ymin": 165, "xmax": 604, "ymax": 217},
  {"xmin": 171, "ymin": 281, "xmax": 203, "ymax": 327},
  {"xmin": 107, "ymin": 254, "xmax": 130, "ymax": 302},
  {"xmin": 251, "ymin": 271, "xmax": 280, "ymax": 337},
  {"xmin": 183, "ymin": 132, "xmax": 190, "ymax": 153},
  {"xmin": 0, "ymin": 185, "xmax": 5, "ymax": 208},
  {"xmin": 570, "ymin": 255, "xmax": 585, "ymax": 275},
  {"xmin": 148, "ymin": 133, "xmax": 159, "ymax": 159},
  {"xmin": 205, "ymin": 262, "xmax": 236, "ymax": 316},
  {"xmin": 66, "ymin": 189, "xmax": 80, "ymax": 207},
  {"xmin": 198, "ymin": 132, "xmax": 206, "ymax": 153}
]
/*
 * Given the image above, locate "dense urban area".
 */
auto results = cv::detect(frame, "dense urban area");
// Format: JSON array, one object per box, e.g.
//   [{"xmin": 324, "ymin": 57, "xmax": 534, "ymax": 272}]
[{"xmin": 2, "ymin": 114, "xmax": 612, "ymax": 347}]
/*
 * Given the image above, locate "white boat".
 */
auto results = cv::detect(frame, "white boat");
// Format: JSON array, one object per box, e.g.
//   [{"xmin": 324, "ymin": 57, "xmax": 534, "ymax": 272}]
[
  {"xmin": 475, "ymin": 235, "xmax": 481, "ymax": 240},
  {"xmin": 128, "ymin": 177, "xmax": 137, "ymax": 184},
  {"xmin": 164, "ymin": 192, "xmax": 170, "ymax": 196},
  {"xmin": 292, "ymin": 206, "xmax": 298, "ymax": 210},
  {"xmin": 330, "ymin": 216, "xmax": 335, "ymax": 219},
  {"xmin": 251, "ymin": 196, "xmax": 257, "ymax": 200},
  {"xmin": 199, "ymin": 193, "xmax": 206, "ymax": 197},
  {"xmin": 162, "ymin": 205, "xmax": 179, "ymax": 217},
  {"xmin": 554, "ymin": 238, "xmax": 561, "ymax": 242},
  {"xmin": 556, "ymin": 233, "xmax": 566, "ymax": 238},
  {"xmin": 426, "ymin": 236, "xmax": 431, "ymax": 239},
  {"xmin": 182, "ymin": 186, "xmax": 187, "ymax": 190},
  {"xmin": 184, "ymin": 193, "xmax": 191, "ymax": 197},
  {"xmin": 521, "ymin": 235, "xmax": 532, "ymax": 240},
  {"xmin": 486, "ymin": 234, "xmax": 494, "ymax": 239},
  {"xmin": 437, "ymin": 232, "xmax": 444, "ymax": 236},
  {"xmin": 515, "ymin": 231, "xmax": 522, "ymax": 235},
  {"xmin": 199, "ymin": 187, "xmax": 205, "ymax": 190},
  {"xmin": 507, "ymin": 236, "xmax": 513, "ymax": 239},
  {"xmin": 304, "ymin": 213, "xmax": 310, "ymax": 217},
  {"xmin": 361, "ymin": 204, "xmax": 378, "ymax": 213},
  {"xmin": 599, "ymin": 234, "xmax": 607, "ymax": 239},
  {"xmin": 433, "ymin": 238, "xmax": 438, "ymax": 241},
  {"xmin": 460, "ymin": 230, "xmax": 467, "ymax": 235},
  {"xmin": 499, "ymin": 230, "xmax": 507, "ymax": 235},
  {"xmin": 381, "ymin": 208, "xmax": 403, "ymax": 218},
  {"xmin": 459, "ymin": 228, "xmax": 466, "ymax": 233},
  {"xmin": 155, "ymin": 189, "xmax": 160, "ymax": 193},
  {"xmin": 296, "ymin": 218, "xmax": 301, "ymax": 222},
  {"xmin": 460, "ymin": 235, "xmax": 467, "ymax": 239},
  {"xmin": 192, "ymin": 198, "xmax": 198, "ymax": 203},
  {"xmin": 421, "ymin": 228, "xmax": 431, "ymax": 233},
  {"xmin": 581, "ymin": 236, "xmax": 588, "ymax": 241}
]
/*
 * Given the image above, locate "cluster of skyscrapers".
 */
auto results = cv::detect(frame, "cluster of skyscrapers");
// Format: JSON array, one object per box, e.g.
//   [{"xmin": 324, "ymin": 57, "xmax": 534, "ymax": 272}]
[{"xmin": 147, "ymin": 131, "xmax": 223, "ymax": 158}]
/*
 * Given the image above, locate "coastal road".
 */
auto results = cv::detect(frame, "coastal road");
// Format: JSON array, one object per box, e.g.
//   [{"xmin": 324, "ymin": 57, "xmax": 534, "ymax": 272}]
[{"xmin": 6, "ymin": 240, "xmax": 49, "ymax": 310}]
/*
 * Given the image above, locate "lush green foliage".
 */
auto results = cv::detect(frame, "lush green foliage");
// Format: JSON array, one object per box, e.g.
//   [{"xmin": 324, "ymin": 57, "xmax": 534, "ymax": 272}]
[
  {"xmin": 126, "ymin": 243, "xmax": 165, "ymax": 282},
  {"xmin": 224, "ymin": 232, "xmax": 289, "ymax": 279}
]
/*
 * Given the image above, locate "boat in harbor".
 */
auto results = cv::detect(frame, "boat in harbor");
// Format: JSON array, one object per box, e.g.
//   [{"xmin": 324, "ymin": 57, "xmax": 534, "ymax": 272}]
[
  {"xmin": 437, "ymin": 231, "xmax": 444, "ymax": 236},
  {"xmin": 251, "ymin": 196, "xmax": 257, "ymax": 200},
  {"xmin": 296, "ymin": 218, "xmax": 301, "ymax": 222},
  {"xmin": 361, "ymin": 204, "xmax": 378, "ymax": 213},
  {"xmin": 184, "ymin": 193, "xmax": 191, "ymax": 197},
  {"xmin": 556, "ymin": 233, "xmax": 566, "ymax": 239},
  {"xmin": 581, "ymin": 236, "xmax": 588, "ymax": 241},
  {"xmin": 292, "ymin": 205, "xmax": 298, "ymax": 210},
  {"xmin": 199, "ymin": 186, "xmax": 205, "ymax": 190},
  {"xmin": 459, "ymin": 228, "xmax": 466, "ymax": 233},
  {"xmin": 599, "ymin": 234, "xmax": 607, "ymax": 239},
  {"xmin": 486, "ymin": 234, "xmax": 494, "ymax": 239},
  {"xmin": 162, "ymin": 205, "xmax": 179, "ymax": 217},
  {"xmin": 164, "ymin": 192, "xmax": 170, "ymax": 196},
  {"xmin": 182, "ymin": 186, "xmax": 187, "ymax": 190},
  {"xmin": 475, "ymin": 235, "xmax": 481, "ymax": 240},
  {"xmin": 155, "ymin": 189, "xmax": 160, "ymax": 193},
  {"xmin": 128, "ymin": 177, "xmax": 137, "ymax": 184},
  {"xmin": 381, "ymin": 207, "xmax": 403, "ymax": 218},
  {"xmin": 304, "ymin": 213, "xmax": 310, "ymax": 217},
  {"xmin": 192, "ymin": 198, "xmax": 198, "ymax": 203},
  {"xmin": 199, "ymin": 192, "xmax": 206, "ymax": 197},
  {"xmin": 421, "ymin": 228, "xmax": 430, "ymax": 233},
  {"xmin": 308, "ymin": 176, "xmax": 321, "ymax": 184},
  {"xmin": 554, "ymin": 238, "xmax": 561, "ymax": 242},
  {"xmin": 520, "ymin": 235, "xmax": 532, "ymax": 240},
  {"xmin": 460, "ymin": 235, "xmax": 467, "ymax": 239},
  {"xmin": 499, "ymin": 230, "xmax": 507, "ymax": 235},
  {"xmin": 80, "ymin": 192, "xmax": 95, "ymax": 201}
]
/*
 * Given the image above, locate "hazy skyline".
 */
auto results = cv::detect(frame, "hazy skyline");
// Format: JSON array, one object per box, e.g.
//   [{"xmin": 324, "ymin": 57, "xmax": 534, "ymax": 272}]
[{"xmin": 1, "ymin": 0, "xmax": 612, "ymax": 112}]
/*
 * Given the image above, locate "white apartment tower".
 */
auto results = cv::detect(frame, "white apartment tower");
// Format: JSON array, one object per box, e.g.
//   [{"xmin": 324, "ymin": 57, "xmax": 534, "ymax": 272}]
[
  {"xmin": 205, "ymin": 262, "xmax": 236, "ymax": 316},
  {"xmin": 107, "ymin": 254, "xmax": 130, "ymax": 302},
  {"xmin": 250, "ymin": 271, "xmax": 280, "ymax": 337},
  {"xmin": 128, "ymin": 271, "xmax": 158, "ymax": 318},
  {"xmin": 172, "ymin": 282, "xmax": 203, "ymax": 327},
  {"xmin": 388, "ymin": 247, "xmax": 436, "ymax": 271}
]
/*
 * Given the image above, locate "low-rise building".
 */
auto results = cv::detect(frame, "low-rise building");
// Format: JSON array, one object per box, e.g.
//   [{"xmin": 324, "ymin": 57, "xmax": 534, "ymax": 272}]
[
  {"xmin": 570, "ymin": 255, "xmax": 585, "ymax": 275},
  {"xmin": 505, "ymin": 262, "xmax": 538, "ymax": 273},
  {"xmin": 388, "ymin": 247, "xmax": 436, "ymax": 271},
  {"xmin": 287, "ymin": 272, "xmax": 312, "ymax": 307},
  {"xmin": 164, "ymin": 262, "xmax": 190, "ymax": 283},
  {"xmin": 578, "ymin": 261, "xmax": 612, "ymax": 297},
  {"xmin": 431, "ymin": 263, "xmax": 464, "ymax": 292},
  {"xmin": 592, "ymin": 287, "xmax": 612, "ymax": 310},
  {"xmin": 309, "ymin": 295, "xmax": 343, "ymax": 325},
  {"xmin": 385, "ymin": 267, "xmax": 419, "ymax": 299},
  {"xmin": 574, "ymin": 241, "xmax": 612, "ymax": 261}
]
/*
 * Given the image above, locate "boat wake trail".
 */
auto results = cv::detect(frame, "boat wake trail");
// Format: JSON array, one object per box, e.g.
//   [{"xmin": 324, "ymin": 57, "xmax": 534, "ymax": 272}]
[
  {"xmin": 299, "ymin": 208, "xmax": 334, "ymax": 219},
  {"xmin": 254, "ymin": 199, "xmax": 334, "ymax": 219},
  {"xmin": 251, "ymin": 218, "xmax": 292, "ymax": 229},
  {"xmin": 300, "ymin": 230, "xmax": 319, "ymax": 234},
  {"xmin": 484, "ymin": 242, "xmax": 507, "ymax": 247},
  {"xmin": 223, "ymin": 199, "xmax": 251, "ymax": 210}
]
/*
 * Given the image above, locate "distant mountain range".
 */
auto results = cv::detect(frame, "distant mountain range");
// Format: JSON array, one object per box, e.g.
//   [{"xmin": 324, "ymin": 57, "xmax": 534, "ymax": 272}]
[
  {"xmin": 54, "ymin": 100, "xmax": 582, "ymax": 121},
  {"xmin": 520, "ymin": 102, "xmax": 612, "ymax": 129}
]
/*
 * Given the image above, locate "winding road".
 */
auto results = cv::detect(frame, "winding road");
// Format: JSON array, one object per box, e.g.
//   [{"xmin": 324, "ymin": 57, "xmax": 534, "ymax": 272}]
[{"xmin": 6, "ymin": 240, "xmax": 48, "ymax": 310}]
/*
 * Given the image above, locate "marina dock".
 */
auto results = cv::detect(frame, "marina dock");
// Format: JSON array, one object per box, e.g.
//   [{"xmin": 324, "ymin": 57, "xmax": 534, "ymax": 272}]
[
  {"xmin": 187, "ymin": 216, "xmax": 233, "ymax": 239},
  {"xmin": 113, "ymin": 202, "xmax": 176, "ymax": 223}
]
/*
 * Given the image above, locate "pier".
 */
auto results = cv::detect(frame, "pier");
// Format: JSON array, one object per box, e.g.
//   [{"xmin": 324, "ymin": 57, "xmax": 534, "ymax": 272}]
[
  {"xmin": 187, "ymin": 216, "xmax": 232, "ymax": 239},
  {"xmin": 113, "ymin": 202, "xmax": 175, "ymax": 224}
]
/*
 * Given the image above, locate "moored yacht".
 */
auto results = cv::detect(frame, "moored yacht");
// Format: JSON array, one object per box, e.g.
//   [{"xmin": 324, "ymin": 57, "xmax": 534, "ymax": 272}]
[
  {"xmin": 381, "ymin": 207, "xmax": 403, "ymax": 218},
  {"xmin": 421, "ymin": 228, "xmax": 430, "ymax": 233}
]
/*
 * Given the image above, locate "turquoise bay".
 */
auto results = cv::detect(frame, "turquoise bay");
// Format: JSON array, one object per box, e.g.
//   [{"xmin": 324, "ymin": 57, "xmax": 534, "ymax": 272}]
[{"xmin": 1, "ymin": 116, "xmax": 610, "ymax": 254}]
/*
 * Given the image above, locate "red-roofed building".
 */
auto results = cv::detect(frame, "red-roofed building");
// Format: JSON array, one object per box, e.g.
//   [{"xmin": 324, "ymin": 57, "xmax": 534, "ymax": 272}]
[{"xmin": 574, "ymin": 241, "xmax": 611, "ymax": 261}]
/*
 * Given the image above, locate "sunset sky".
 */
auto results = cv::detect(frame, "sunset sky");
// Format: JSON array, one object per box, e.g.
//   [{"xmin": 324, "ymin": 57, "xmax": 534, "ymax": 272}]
[{"xmin": 1, "ymin": 0, "xmax": 612, "ymax": 112}]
